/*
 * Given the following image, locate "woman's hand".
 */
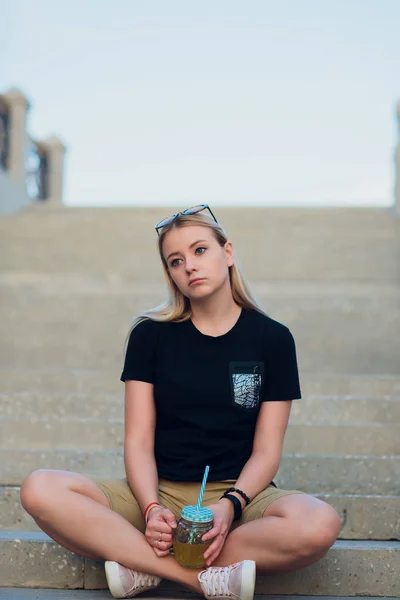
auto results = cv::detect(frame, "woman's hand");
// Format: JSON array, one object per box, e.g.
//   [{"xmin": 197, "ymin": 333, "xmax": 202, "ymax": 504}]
[
  {"xmin": 145, "ymin": 506, "xmax": 177, "ymax": 557},
  {"xmin": 201, "ymin": 500, "xmax": 235, "ymax": 566}
]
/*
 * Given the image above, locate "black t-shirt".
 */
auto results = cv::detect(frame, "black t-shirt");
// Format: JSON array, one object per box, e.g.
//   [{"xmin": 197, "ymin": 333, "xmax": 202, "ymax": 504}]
[{"xmin": 121, "ymin": 307, "xmax": 301, "ymax": 482}]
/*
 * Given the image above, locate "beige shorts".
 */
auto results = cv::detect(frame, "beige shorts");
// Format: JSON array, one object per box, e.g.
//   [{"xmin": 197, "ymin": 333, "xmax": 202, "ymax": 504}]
[{"xmin": 89, "ymin": 476, "xmax": 304, "ymax": 532}]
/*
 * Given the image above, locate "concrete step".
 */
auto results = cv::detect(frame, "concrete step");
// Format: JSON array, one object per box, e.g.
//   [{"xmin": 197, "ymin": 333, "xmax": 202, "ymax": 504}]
[
  {"xmin": 0, "ymin": 588, "xmax": 400, "ymax": 600},
  {"xmin": 2, "ymin": 283, "xmax": 399, "ymax": 331},
  {"xmin": 1, "ymin": 419, "xmax": 399, "ymax": 456},
  {"xmin": 2, "ymin": 595, "xmax": 398, "ymax": 600},
  {"xmin": 2, "ymin": 273, "xmax": 399, "ymax": 300},
  {"xmin": 2, "ymin": 485, "xmax": 398, "ymax": 540},
  {"xmin": 0, "ymin": 326, "xmax": 400, "ymax": 375},
  {"xmin": 1, "ymin": 591, "xmax": 113, "ymax": 599},
  {"xmin": 290, "ymin": 395, "xmax": 400, "ymax": 423},
  {"xmin": 3, "ymin": 391, "xmax": 399, "ymax": 423},
  {"xmin": 0, "ymin": 531, "xmax": 399, "ymax": 596},
  {"xmin": 1, "ymin": 370, "xmax": 399, "ymax": 397},
  {"xmin": 1, "ymin": 450, "xmax": 399, "ymax": 495},
  {"xmin": 2, "ymin": 282, "xmax": 399, "ymax": 319},
  {"xmin": 300, "ymin": 375, "xmax": 400, "ymax": 396},
  {"xmin": 284, "ymin": 423, "xmax": 400, "ymax": 455},
  {"xmin": 0, "ymin": 392, "xmax": 124, "ymax": 420},
  {"xmin": 0, "ymin": 419, "xmax": 125, "ymax": 451},
  {"xmin": 1, "ymin": 206, "xmax": 398, "ymax": 281},
  {"xmin": 321, "ymin": 493, "xmax": 400, "ymax": 541},
  {"xmin": 1, "ymin": 278, "xmax": 399, "ymax": 372}
]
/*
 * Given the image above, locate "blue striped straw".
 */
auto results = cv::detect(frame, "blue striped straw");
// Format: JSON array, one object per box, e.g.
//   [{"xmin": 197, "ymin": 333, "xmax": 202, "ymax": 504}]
[{"xmin": 196, "ymin": 465, "xmax": 210, "ymax": 511}]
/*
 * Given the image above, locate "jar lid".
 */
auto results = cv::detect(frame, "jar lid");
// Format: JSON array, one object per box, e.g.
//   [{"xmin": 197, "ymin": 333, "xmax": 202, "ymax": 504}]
[{"xmin": 181, "ymin": 506, "xmax": 213, "ymax": 523}]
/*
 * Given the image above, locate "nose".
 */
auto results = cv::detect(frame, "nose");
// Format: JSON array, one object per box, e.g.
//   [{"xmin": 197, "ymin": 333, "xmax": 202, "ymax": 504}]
[{"xmin": 185, "ymin": 258, "xmax": 198, "ymax": 273}]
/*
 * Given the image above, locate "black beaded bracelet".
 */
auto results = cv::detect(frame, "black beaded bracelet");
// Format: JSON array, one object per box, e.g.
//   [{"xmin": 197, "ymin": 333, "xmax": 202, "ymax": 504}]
[
  {"xmin": 220, "ymin": 493, "xmax": 242, "ymax": 521},
  {"xmin": 226, "ymin": 487, "xmax": 251, "ymax": 506}
]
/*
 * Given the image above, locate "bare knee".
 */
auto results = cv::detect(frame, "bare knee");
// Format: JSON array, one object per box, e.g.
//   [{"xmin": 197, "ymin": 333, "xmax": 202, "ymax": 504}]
[
  {"xmin": 296, "ymin": 505, "xmax": 342, "ymax": 559},
  {"xmin": 20, "ymin": 470, "xmax": 63, "ymax": 517},
  {"xmin": 20, "ymin": 469, "xmax": 109, "ymax": 519}
]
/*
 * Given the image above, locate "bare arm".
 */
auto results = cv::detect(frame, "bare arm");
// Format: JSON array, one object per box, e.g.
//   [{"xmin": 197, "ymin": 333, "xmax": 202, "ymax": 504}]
[
  {"xmin": 221, "ymin": 400, "xmax": 292, "ymax": 510},
  {"xmin": 124, "ymin": 380, "xmax": 159, "ymax": 512}
]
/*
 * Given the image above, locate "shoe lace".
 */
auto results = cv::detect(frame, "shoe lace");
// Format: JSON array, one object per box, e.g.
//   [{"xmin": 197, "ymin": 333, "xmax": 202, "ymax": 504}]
[
  {"xmin": 200, "ymin": 564, "xmax": 234, "ymax": 597},
  {"xmin": 134, "ymin": 571, "xmax": 160, "ymax": 589}
]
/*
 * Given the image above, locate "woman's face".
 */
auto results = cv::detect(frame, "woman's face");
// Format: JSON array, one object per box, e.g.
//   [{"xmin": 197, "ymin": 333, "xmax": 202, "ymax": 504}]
[{"xmin": 162, "ymin": 225, "xmax": 234, "ymax": 299}]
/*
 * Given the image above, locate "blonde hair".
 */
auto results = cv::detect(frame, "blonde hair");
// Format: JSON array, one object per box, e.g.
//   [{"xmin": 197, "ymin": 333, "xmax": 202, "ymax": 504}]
[{"xmin": 124, "ymin": 212, "xmax": 266, "ymax": 352}]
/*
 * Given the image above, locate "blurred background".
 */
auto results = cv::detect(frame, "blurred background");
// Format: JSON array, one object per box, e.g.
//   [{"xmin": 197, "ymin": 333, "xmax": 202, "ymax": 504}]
[
  {"xmin": 0, "ymin": 3, "xmax": 400, "ymax": 593},
  {"xmin": 1, "ymin": 0, "xmax": 400, "ymax": 208}
]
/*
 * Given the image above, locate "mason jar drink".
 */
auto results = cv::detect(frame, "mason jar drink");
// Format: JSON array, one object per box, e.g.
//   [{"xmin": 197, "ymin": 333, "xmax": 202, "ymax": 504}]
[{"xmin": 173, "ymin": 506, "xmax": 214, "ymax": 568}]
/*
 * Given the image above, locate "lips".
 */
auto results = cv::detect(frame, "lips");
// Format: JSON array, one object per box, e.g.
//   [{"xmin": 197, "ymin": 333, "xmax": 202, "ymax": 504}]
[{"xmin": 189, "ymin": 278, "xmax": 205, "ymax": 285}]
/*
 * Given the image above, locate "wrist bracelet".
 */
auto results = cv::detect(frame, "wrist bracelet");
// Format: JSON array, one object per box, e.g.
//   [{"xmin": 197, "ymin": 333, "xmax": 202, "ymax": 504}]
[
  {"xmin": 226, "ymin": 487, "xmax": 251, "ymax": 506},
  {"xmin": 143, "ymin": 502, "xmax": 161, "ymax": 523},
  {"xmin": 219, "ymin": 493, "xmax": 242, "ymax": 521},
  {"xmin": 145, "ymin": 503, "xmax": 162, "ymax": 523}
]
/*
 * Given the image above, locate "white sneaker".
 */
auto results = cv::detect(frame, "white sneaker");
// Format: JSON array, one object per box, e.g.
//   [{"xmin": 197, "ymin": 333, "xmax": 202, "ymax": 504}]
[
  {"xmin": 105, "ymin": 560, "xmax": 162, "ymax": 599},
  {"xmin": 198, "ymin": 560, "xmax": 256, "ymax": 600}
]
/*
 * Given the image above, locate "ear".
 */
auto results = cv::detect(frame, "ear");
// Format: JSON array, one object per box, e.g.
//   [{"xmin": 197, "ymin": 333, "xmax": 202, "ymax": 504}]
[{"xmin": 224, "ymin": 241, "xmax": 234, "ymax": 267}]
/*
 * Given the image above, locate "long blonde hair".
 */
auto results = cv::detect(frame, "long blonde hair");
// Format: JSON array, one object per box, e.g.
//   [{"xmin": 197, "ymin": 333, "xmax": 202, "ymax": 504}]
[{"xmin": 124, "ymin": 212, "xmax": 266, "ymax": 352}]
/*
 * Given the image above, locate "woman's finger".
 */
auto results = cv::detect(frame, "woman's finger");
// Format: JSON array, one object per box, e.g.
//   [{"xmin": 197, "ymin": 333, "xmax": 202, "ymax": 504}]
[
  {"xmin": 204, "ymin": 535, "xmax": 225, "ymax": 565},
  {"xmin": 204, "ymin": 538, "xmax": 221, "ymax": 561},
  {"xmin": 156, "ymin": 533, "xmax": 172, "ymax": 543},
  {"xmin": 146, "ymin": 531, "xmax": 172, "ymax": 543},
  {"xmin": 145, "ymin": 529, "xmax": 172, "ymax": 545},
  {"xmin": 147, "ymin": 521, "xmax": 174, "ymax": 534},
  {"xmin": 206, "ymin": 546, "xmax": 223, "ymax": 566},
  {"xmin": 201, "ymin": 524, "xmax": 221, "ymax": 542},
  {"xmin": 150, "ymin": 542, "xmax": 172, "ymax": 552},
  {"xmin": 151, "ymin": 539, "xmax": 171, "ymax": 550},
  {"xmin": 150, "ymin": 533, "xmax": 172, "ymax": 546},
  {"xmin": 153, "ymin": 547, "xmax": 170, "ymax": 557}
]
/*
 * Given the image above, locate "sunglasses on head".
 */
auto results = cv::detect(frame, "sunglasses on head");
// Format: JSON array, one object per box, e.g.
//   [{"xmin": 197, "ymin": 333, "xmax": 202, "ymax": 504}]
[{"xmin": 154, "ymin": 204, "xmax": 218, "ymax": 236}]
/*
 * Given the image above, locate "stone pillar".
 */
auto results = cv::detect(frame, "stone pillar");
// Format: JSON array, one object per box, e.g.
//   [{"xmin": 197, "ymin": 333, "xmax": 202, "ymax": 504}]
[
  {"xmin": 1, "ymin": 88, "xmax": 30, "ymax": 181},
  {"xmin": 395, "ymin": 102, "xmax": 400, "ymax": 217},
  {"xmin": 37, "ymin": 135, "xmax": 67, "ymax": 205}
]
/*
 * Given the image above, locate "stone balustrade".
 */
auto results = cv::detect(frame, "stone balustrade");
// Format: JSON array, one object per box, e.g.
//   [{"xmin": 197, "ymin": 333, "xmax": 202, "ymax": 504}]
[
  {"xmin": 0, "ymin": 87, "xmax": 66, "ymax": 213},
  {"xmin": 395, "ymin": 101, "xmax": 400, "ymax": 216}
]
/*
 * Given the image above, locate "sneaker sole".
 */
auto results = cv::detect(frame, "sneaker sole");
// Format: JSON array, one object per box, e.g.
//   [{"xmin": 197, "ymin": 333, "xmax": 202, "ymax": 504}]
[
  {"xmin": 240, "ymin": 560, "xmax": 256, "ymax": 600},
  {"xmin": 105, "ymin": 561, "xmax": 162, "ymax": 599},
  {"xmin": 105, "ymin": 561, "xmax": 127, "ymax": 599}
]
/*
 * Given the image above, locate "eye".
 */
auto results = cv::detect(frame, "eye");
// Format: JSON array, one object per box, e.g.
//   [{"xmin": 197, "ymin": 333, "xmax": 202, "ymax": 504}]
[
  {"xmin": 170, "ymin": 258, "xmax": 182, "ymax": 267},
  {"xmin": 169, "ymin": 247, "xmax": 207, "ymax": 268}
]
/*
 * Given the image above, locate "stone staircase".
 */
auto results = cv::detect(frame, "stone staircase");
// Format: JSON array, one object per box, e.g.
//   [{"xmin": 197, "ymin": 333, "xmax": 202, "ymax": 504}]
[{"xmin": 0, "ymin": 205, "xmax": 399, "ymax": 597}]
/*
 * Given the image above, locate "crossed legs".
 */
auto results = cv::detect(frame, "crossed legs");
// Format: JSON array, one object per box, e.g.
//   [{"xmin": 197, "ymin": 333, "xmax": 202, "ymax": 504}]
[{"xmin": 20, "ymin": 469, "xmax": 341, "ymax": 592}]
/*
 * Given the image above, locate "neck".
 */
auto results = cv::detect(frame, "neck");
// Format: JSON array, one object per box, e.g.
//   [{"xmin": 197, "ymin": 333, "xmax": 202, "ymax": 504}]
[{"xmin": 190, "ymin": 284, "xmax": 242, "ymax": 332}]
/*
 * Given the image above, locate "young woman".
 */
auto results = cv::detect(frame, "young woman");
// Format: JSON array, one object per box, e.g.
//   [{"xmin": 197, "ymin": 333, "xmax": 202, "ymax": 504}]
[{"xmin": 20, "ymin": 205, "xmax": 341, "ymax": 600}]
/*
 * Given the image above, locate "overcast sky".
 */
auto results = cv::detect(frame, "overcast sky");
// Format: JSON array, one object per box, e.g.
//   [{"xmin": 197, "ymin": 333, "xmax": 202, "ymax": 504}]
[{"xmin": 1, "ymin": 0, "xmax": 400, "ymax": 207}]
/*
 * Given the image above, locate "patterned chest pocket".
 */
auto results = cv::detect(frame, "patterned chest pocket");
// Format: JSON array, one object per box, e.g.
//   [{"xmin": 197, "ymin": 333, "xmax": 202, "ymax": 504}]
[{"xmin": 229, "ymin": 362, "xmax": 264, "ymax": 410}]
